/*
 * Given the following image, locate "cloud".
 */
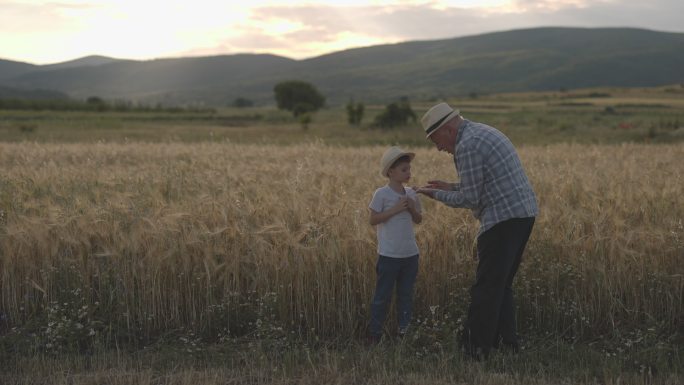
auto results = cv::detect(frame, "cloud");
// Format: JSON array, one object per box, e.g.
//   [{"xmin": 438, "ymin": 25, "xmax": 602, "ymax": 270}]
[
  {"xmin": 503, "ymin": 0, "xmax": 684, "ymax": 30},
  {"xmin": 506, "ymin": 0, "xmax": 599, "ymax": 12},
  {"xmin": 214, "ymin": 4, "xmax": 483, "ymax": 58},
  {"xmin": 2, "ymin": 0, "xmax": 683, "ymax": 63},
  {"xmin": 247, "ymin": 4, "xmax": 467, "ymax": 41},
  {"xmin": 0, "ymin": 1, "xmax": 87, "ymax": 32},
  {"xmin": 211, "ymin": 0, "xmax": 684, "ymax": 59}
]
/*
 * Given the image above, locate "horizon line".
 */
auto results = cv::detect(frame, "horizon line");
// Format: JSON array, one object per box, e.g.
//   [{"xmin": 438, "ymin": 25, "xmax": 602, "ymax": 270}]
[{"xmin": 1, "ymin": 25, "xmax": 679, "ymax": 66}]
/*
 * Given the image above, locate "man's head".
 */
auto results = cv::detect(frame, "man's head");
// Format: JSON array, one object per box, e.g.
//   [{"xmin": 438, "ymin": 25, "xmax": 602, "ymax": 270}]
[{"xmin": 421, "ymin": 102, "xmax": 461, "ymax": 154}]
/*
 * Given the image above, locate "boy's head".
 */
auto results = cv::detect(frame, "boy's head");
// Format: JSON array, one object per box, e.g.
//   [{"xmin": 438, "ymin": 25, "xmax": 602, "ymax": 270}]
[{"xmin": 380, "ymin": 146, "xmax": 415, "ymax": 179}]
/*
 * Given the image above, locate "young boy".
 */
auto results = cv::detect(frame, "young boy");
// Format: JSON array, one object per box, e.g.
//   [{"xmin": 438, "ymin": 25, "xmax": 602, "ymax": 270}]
[{"xmin": 367, "ymin": 146, "xmax": 422, "ymax": 344}]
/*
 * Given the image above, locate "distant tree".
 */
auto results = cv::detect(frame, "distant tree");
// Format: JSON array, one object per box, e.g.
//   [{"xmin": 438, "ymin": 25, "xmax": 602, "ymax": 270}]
[
  {"xmin": 273, "ymin": 81, "xmax": 325, "ymax": 117},
  {"xmin": 373, "ymin": 98, "xmax": 416, "ymax": 129},
  {"xmin": 232, "ymin": 97, "xmax": 254, "ymax": 108},
  {"xmin": 86, "ymin": 96, "xmax": 108, "ymax": 111},
  {"xmin": 346, "ymin": 100, "xmax": 364, "ymax": 126},
  {"xmin": 86, "ymin": 96, "xmax": 105, "ymax": 105}
]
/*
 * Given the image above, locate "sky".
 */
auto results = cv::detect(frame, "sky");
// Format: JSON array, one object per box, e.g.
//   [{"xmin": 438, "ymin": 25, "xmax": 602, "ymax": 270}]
[{"xmin": 2, "ymin": 0, "xmax": 683, "ymax": 65}]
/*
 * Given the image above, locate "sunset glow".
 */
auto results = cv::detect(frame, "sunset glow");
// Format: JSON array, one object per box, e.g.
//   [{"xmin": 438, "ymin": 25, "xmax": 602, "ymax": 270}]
[{"xmin": 1, "ymin": 0, "xmax": 681, "ymax": 64}]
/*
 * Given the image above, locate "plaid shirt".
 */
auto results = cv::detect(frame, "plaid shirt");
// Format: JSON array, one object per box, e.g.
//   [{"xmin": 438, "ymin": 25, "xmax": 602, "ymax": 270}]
[{"xmin": 435, "ymin": 119, "xmax": 538, "ymax": 235}]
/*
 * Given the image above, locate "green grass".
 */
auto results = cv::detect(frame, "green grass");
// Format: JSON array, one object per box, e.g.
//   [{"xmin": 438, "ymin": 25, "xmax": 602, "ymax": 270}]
[
  {"xmin": 2, "ymin": 336, "xmax": 680, "ymax": 385},
  {"xmin": 1, "ymin": 85, "xmax": 682, "ymax": 146}
]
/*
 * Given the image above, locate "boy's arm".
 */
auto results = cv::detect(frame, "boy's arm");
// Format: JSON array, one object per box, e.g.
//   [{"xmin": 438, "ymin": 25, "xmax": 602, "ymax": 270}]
[
  {"xmin": 369, "ymin": 198, "xmax": 408, "ymax": 225},
  {"xmin": 407, "ymin": 196, "xmax": 422, "ymax": 224}
]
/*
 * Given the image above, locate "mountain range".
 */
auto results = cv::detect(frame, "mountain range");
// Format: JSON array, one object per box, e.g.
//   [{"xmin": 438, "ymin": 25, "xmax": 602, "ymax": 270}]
[{"xmin": 1, "ymin": 27, "xmax": 683, "ymax": 106}]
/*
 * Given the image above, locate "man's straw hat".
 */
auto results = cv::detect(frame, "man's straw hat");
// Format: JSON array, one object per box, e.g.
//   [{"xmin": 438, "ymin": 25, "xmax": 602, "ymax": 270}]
[
  {"xmin": 421, "ymin": 102, "xmax": 459, "ymax": 138},
  {"xmin": 380, "ymin": 146, "xmax": 415, "ymax": 177}
]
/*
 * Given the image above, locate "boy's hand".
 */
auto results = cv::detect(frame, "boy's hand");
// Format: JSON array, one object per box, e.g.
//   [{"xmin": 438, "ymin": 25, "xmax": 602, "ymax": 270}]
[
  {"xmin": 406, "ymin": 197, "xmax": 416, "ymax": 211},
  {"xmin": 390, "ymin": 197, "xmax": 409, "ymax": 213}
]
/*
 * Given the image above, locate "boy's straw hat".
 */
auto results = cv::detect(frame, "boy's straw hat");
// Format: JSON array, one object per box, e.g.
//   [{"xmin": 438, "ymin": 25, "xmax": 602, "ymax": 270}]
[
  {"xmin": 421, "ymin": 102, "xmax": 459, "ymax": 138},
  {"xmin": 380, "ymin": 146, "xmax": 415, "ymax": 177}
]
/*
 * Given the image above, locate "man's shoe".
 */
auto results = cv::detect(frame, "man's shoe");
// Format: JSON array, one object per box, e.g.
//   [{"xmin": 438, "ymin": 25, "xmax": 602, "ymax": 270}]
[
  {"xmin": 493, "ymin": 339, "xmax": 520, "ymax": 354},
  {"xmin": 462, "ymin": 346, "xmax": 488, "ymax": 361}
]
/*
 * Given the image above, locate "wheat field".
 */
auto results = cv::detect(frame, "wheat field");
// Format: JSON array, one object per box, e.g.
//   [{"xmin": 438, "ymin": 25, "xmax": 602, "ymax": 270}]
[{"xmin": 0, "ymin": 141, "xmax": 682, "ymax": 383}]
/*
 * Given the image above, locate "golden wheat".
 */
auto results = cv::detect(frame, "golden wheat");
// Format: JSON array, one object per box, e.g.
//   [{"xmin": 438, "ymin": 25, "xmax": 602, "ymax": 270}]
[{"xmin": 0, "ymin": 142, "xmax": 682, "ymax": 341}]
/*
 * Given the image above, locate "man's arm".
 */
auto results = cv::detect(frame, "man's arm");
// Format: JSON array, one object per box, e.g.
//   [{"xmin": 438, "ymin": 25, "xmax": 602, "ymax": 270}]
[
  {"xmin": 434, "ymin": 141, "xmax": 484, "ymax": 209},
  {"xmin": 426, "ymin": 180, "xmax": 459, "ymax": 191}
]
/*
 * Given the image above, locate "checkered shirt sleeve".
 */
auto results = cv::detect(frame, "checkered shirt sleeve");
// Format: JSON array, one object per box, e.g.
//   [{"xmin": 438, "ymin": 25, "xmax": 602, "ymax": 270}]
[{"xmin": 434, "ymin": 120, "xmax": 538, "ymax": 234}]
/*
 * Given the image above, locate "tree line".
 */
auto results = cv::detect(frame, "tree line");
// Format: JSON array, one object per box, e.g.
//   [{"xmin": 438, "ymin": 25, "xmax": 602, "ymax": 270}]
[
  {"xmin": 273, "ymin": 80, "xmax": 417, "ymax": 129},
  {"xmin": 0, "ymin": 96, "xmax": 214, "ymax": 113},
  {"xmin": 2, "ymin": 80, "xmax": 418, "ymax": 128}
]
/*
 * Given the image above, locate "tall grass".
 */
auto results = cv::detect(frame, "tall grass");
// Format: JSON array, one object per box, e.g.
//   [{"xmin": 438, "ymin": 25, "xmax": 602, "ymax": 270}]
[{"xmin": 0, "ymin": 142, "xmax": 682, "ymax": 352}]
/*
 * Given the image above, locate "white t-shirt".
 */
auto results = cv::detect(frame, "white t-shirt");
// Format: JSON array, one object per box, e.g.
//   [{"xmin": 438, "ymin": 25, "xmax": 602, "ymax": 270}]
[{"xmin": 368, "ymin": 185, "xmax": 421, "ymax": 258}]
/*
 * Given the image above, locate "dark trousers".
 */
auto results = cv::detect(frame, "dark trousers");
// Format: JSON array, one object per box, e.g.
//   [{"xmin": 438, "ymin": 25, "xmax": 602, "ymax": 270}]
[
  {"xmin": 460, "ymin": 217, "xmax": 535, "ymax": 357},
  {"xmin": 369, "ymin": 254, "xmax": 419, "ymax": 337}
]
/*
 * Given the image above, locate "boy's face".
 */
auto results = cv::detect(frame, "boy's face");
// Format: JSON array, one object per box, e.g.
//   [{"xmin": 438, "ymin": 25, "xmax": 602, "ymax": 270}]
[{"xmin": 388, "ymin": 161, "xmax": 411, "ymax": 184}]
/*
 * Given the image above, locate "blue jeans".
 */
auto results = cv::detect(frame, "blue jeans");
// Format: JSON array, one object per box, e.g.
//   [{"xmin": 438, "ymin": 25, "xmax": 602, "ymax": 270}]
[{"xmin": 369, "ymin": 254, "xmax": 419, "ymax": 337}]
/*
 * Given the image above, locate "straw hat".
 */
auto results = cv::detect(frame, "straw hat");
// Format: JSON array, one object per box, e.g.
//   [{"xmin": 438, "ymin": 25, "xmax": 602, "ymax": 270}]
[
  {"xmin": 380, "ymin": 146, "xmax": 415, "ymax": 177},
  {"xmin": 421, "ymin": 102, "xmax": 459, "ymax": 138}
]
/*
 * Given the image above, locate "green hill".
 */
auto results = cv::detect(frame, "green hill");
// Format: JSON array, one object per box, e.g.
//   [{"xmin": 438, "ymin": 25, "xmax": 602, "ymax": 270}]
[
  {"xmin": 1, "ymin": 27, "xmax": 683, "ymax": 106},
  {"xmin": 0, "ymin": 59, "xmax": 37, "ymax": 82},
  {"xmin": 41, "ymin": 55, "xmax": 125, "ymax": 71},
  {"xmin": 0, "ymin": 86, "xmax": 68, "ymax": 100}
]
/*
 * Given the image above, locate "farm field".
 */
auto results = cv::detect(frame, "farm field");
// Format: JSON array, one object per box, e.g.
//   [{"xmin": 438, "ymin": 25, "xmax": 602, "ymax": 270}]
[
  {"xmin": 1, "ymin": 84, "xmax": 683, "ymax": 146},
  {"xmin": 1, "ymin": 85, "xmax": 683, "ymax": 384}
]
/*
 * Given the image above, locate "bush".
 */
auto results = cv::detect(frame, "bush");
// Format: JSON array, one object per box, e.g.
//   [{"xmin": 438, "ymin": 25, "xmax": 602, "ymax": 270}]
[
  {"xmin": 232, "ymin": 97, "xmax": 254, "ymax": 108},
  {"xmin": 346, "ymin": 101, "xmax": 364, "ymax": 126},
  {"xmin": 373, "ymin": 98, "xmax": 416, "ymax": 128}
]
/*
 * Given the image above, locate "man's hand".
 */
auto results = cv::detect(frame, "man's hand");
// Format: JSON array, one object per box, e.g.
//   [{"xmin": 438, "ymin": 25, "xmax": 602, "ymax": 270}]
[
  {"xmin": 415, "ymin": 187, "xmax": 438, "ymax": 199},
  {"xmin": 426, "ymin": 180, "xmax": 452, "ymax": 190}
]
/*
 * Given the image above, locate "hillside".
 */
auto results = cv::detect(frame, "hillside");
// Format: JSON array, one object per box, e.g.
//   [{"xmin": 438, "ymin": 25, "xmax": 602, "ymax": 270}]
[
  {"xmin": 0, "ymin": 86, "xmax": 68, "ymax": 100},
  {"xmin": 1, "ymin": 27, "xmax": 683, "ymax": 106},
  {"xmin": 41, "ymin": 55, "xmax": 125, "ymax": 71},
  {"xmin": 0, "ymin": 59, "xmax": 37, "ymax": 82}
]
